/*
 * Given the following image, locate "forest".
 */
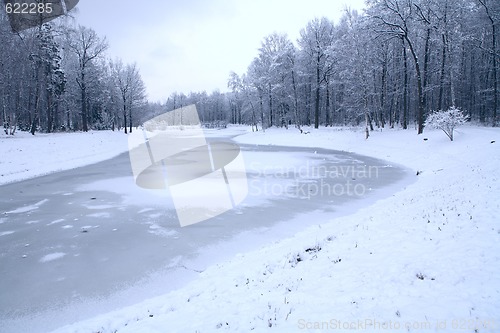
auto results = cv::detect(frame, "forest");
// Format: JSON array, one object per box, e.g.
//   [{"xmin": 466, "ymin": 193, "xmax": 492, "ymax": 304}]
[{"xmin": 0, "ymin": 0, "xmax": 498, "ymax": 135}]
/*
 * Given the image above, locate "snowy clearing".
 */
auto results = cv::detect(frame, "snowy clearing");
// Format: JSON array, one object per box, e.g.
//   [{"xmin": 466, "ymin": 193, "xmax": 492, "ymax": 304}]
[
  {"xmin": 5, "ymin": 198, "xmax": 49, "ymax": 214},
  {"xmin": 43, "ymin": 125, "xmax": 499, "ymax": 333},
  {"xmin": 0, "ymin": 130, "xmax": 129, "ymax": 186}
]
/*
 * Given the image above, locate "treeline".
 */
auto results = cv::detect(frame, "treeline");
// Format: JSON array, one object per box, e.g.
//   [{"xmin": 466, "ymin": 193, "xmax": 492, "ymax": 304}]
[
  {"xmin": 167, "ymin": 0, "xmax": 499, "ymax": 133},
  {"xmin": 1, "ymin": 0, "xmax": 498, "ymax": 135},
  {"xmin": 0, "ymin": 9, "xmax": 146, "ymax": 134}
]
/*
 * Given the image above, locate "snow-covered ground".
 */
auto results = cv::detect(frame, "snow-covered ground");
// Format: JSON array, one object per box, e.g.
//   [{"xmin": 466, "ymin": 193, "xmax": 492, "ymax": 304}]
[
  {"xmin": 0, "ymin": 130, "xmax": 129, "ymax": 186},
  {"xmin": 0, "ymin": 127, "xmax": 249, "ymax": 186},
  {"xmin": 27, "ymin": 124, "xmax": 497, "ymax": 333}
]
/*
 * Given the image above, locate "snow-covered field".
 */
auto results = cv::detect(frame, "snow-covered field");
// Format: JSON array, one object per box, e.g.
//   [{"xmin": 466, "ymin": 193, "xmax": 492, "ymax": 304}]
[
  {"xmin": 0, "ymin": 130, "xmax": 129, "ymax": 186},
  {"xmin": 2, "ymin": 125, "xmax": 499, "ymax": 332},
  {"xmin": 0, "ymin": 127, "xmax": 249, "ymax": 186}
]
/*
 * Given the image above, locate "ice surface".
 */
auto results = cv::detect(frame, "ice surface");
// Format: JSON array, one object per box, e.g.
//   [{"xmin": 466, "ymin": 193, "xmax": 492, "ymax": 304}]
[
  {"xmin": 0, "ymin": 127, "xmax": 410, "ymax": 333},
  {"xmin": 39, "ymin": 252, "xmax": 66, "ymax": 263}
]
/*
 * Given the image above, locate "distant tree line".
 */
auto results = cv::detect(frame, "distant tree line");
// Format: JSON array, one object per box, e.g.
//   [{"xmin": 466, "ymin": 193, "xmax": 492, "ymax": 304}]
[
  {"xmin": 0, "ymin": 9, "xmax": 146, "ymax": 134},
  {"xmin": 1, "ymin": 0, "xmax": 498, "ymax": 135},
  {"xmin": 166, "ymin": 0, "xmax": 499, "ymax": 133}
]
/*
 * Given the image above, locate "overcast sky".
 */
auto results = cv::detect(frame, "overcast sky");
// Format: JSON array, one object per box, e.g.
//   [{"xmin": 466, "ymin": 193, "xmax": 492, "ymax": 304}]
[{"xmin": 76, "ymin": 0, "xmax": 365, "ymax": 102}]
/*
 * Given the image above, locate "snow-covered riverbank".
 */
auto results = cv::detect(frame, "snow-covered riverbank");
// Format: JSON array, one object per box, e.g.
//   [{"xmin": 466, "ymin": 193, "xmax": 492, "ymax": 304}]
[
  {"xmin": 39, "ymin": 125, "xmax": 500, "ymax": 333},
  {"xmin": 0, "ymin": 131, "xmax": 129, "ymax": 186}
]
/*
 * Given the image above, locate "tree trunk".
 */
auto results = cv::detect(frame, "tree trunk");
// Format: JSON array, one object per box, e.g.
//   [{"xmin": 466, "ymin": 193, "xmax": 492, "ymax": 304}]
[
  {"xmin": 314, "ymin": 52, "xmax": 321, "ymax": 129},
  {"xmin": 54, "ymin": 100, "xmax": 60, "ymax": 132},
  {"xmin": 259, "ymin": 89, "xmax": 265, "ymax": 132},
  {"xmin": 423, "ymin": 27, "xmax": 431, "ymax": 111},
  {"xmin": 47, "ymin": 93, "xmax": 53, "ymax": 133},
  {"xmin": 81, "ymin": 71, "xmax": 88, "ymax": 132},
  {"xmin": 478, "ymin": 0, "xmax": 497, "ymax": 125},
  {"xmin": 405, "ymin": 35, "xmax": 425, "ymax": 134},
  {"xmin": 123, "ymin": 98, "xmax": 127, "ymax": 134},
  {"xmin": 30, "ymin": 66, "xmax": 41, "ymax": 135},
  {"xmin": 438, "ymin": 33, "xmax": 447, "ymax": 111},
  {"xmin": 305, "ymin": 79, "xmax": 311, "ymax": 126},
  {"xmin": 268, "ymin": 83, "xmax": 273, "ymax": 127},
  {"xmin": 380, "ymin": 54, "xmax": 387, "ymax": 128},
  {"xmin": 66, "ymin": 107, "xmax": 70, "ymax": 130},
  {"xmin": 492, "ymin": 21, "xmax": 498, "ymax": 126},
  {"xmin": 325, "ymin": 78, "xmax": 330, "ymax": 126},
  {"xmin": 365, "ymin": 111, "xmax": 370, "ymax": 139},
  {"xmin": 402, "ymin": 39, "xmax": 408, "ymax": 130},
  {"xmin": 129, "ymin": 100, "xmax": 133, "ymax": 133},
  {"xmin": 291, "ymin": 68, "xmax": 300, "ymax": 129}
]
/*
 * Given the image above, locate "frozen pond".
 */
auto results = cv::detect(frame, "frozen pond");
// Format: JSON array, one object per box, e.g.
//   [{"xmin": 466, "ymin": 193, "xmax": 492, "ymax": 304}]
[{"xmin": 0, "ymin": 137, "xmax": 412, "ymax": 333}]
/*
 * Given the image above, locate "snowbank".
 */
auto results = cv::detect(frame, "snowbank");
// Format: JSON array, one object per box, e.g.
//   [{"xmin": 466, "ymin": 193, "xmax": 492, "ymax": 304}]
[
  {"xmin": 48, "ymin": 125, "xmax": 500, "ymax": 333},
  {"xmin": 0, "ymin": 126, "xmax": 249, "ymax": 186},
  {"xmin": 0, "ymin": 130, "xmax": 129, "ymax": 186}
]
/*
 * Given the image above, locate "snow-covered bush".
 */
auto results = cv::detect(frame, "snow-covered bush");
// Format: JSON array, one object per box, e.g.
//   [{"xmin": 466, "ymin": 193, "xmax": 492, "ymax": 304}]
[{"xmin": 424, "ymin": 106, "xmax": 469, "ymax": 141}]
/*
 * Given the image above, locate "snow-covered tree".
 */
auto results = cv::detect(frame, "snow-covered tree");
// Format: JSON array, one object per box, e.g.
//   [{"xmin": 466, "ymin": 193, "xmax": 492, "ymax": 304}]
[
  {"xmin": 110, "ymin": 59, "xmax": 146, "ymax": 133},
  {"xmin": 257, "ymin": 33, "xmax": 295, "ymax": 128},
  {"xmin": 67, "ymin": 25, "xmax": 108, "ymax": 132},
  {"xmin": 40, "ymin": 24, "xmax": 66, "ymax": 133},
  {"xmin": 424, "ymin": 106, "xmax": 469, "ymax": 141},
  {"xmin": 298, "ymin": 17, "xmax": 335, "ymax": 129}
]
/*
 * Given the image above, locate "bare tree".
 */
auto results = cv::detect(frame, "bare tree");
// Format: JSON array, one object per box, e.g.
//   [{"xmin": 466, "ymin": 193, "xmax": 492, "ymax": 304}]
[
  {"xmin": 369, "ymin": 0, "xmax": 427, "ymax": 133},
  {"xmin": 67, "ymin": 25, "xmax": 108, "ymax": 132},
  {"xmin": 126, "ymin": 63, "xmax": 146, "ymax": 133},
  {"xmin": 257, "ymin": 33, "xmax": 295, "ymax": 127}
]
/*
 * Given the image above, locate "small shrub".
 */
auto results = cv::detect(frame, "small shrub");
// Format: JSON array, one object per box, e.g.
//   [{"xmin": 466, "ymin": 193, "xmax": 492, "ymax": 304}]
[{"xmin": 424, "ymin": 106, "xmax": 469, "ymax": 141}]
